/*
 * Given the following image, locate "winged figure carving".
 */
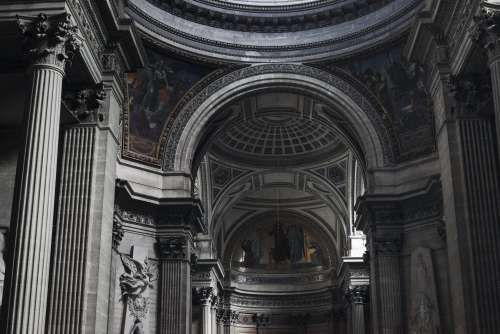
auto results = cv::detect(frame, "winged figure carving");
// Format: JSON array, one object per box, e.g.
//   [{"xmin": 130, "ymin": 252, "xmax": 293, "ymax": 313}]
[{"xmin": 119, "ymin": 254, "xmax": 157, "ymax": 301}]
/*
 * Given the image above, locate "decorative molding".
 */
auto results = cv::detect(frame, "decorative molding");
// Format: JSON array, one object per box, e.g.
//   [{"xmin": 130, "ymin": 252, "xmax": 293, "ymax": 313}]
[
  {"xmin": 229, "ymin": 290, "xmax": 333, "ymax": 309},
  {"xmin": 17, "ymin": 13, "xmax": 80, "ymax": 71},
  {"xmin": 145, "ymin": 0, "xmax": 394, "ymax": 33},
  {"xmin": 114, "ymin": 205, "xmax": 156, "ymax": 226}
]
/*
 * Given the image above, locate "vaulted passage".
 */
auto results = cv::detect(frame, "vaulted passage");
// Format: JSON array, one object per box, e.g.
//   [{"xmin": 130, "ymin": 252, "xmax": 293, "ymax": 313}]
[{"xmin": 1, "ymin": 1, "xmax": 500, "ymax": 334}]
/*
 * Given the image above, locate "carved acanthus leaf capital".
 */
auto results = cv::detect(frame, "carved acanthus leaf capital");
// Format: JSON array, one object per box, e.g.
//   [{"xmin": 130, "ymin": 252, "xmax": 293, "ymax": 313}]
[
  {"xmin": 346, "ymin": 285, "xmax": 369, "ymax": 304},
  {"xmin": 63, "ymin": 82, "xmax": 106, "ymax": 122},
  {"xmin": 192, "ymin": 287, "xmax": 214, "ymax": 305},
  {"xmin": 157, "ymin": 237, "xmax": 187, "ymax": 260},
  {"xmin": 373, "ymin": 239, "xmax": 401, "ymax": 255},
  {"xmin": 472, "ymin": 6, "xmax": 500, "ymax": 55},
  {"xmin": 448, "ymin": 73, "xmax": 492, "ymax": 117},
  {"xmin": 17, "ymin": 13, "xmax": 80, "ymax": 70}
]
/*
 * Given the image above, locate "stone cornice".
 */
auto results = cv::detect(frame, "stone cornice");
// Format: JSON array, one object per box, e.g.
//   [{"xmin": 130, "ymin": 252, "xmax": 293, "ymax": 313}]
[
  {"xmin": 145, "ymin": 0, "xmax": 395, "ymax": 33},
  {"xmin": 355, "ymin": 176, "xmax": 442, "ymax": 231},
  {"xmin": 405, "ymin": 0, "xmax": 482, "ymax": 76},
  {"xmin": 128, "ymin": 0, "xmax": 423, "ymax": 63}
]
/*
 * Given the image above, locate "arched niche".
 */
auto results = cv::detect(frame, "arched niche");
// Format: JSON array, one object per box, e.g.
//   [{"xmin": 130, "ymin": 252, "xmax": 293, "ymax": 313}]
[{"xmin": 223, "ymin": 210, "xmax": 338, "ymax": 292}]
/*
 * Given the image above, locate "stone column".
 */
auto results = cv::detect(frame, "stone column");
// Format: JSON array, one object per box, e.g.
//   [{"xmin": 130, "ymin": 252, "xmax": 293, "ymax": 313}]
[
  {"xmin": 1, "ymin": 13, "xmax": 79, "ymax": 334},
  {"xmin": 347, "ymin": 286, "xmax": 368, "ymax": 334},
  {"xmin": 198, "ymin": 288, "xmax": 214, "ymax": 334},
  {"xmin": 158, "ymin": 235, "xmax": 193, "ymax": 334},
  {"xmin": 372, "ymin": 239, "xmax": 401, "ymax": 334},
  {"xmin": 46, "ymin": 80, "xmax": 121, "ymax": 334},
  {"xmin": 432, "ymin": 67, "xmax": 500, "ymax": 333},
  {"xmin": 211, "ymin": 298, "xmax": 218, "ymax": 334}
]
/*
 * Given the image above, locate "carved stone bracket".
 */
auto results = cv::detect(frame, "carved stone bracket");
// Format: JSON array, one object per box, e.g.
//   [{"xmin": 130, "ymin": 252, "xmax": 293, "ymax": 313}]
[
  {"xmin": 157, "ymin": 237, "xmax": 187, "ymax": 260},
  {"xmin": 17, "ymin": 13, "xmax": 80, "ymax": 70}
]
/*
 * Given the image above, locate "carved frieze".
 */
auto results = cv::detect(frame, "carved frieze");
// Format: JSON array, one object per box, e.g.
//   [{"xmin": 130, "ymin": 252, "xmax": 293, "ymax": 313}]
[
  {"xmin": 17, "ymin": 13, "xmax": 80, "ymax": 70},
  {"xmin": 114, "ymin": 205, "xmax": 155, "ymax": 226}
]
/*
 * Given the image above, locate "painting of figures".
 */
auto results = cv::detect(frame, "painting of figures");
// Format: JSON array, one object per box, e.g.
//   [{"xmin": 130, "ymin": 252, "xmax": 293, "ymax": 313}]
[
  {"xmin": 231, "ymin": 219, "xmax": 328, "ymax": 272},
  {"xmin": 126, "ymin": 48, "xmax": 213, "ymax": 158}
]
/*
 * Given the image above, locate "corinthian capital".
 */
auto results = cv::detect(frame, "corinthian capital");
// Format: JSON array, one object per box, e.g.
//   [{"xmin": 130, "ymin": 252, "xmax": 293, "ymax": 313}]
[
  {"xmin": 472, "ymin": 5, "xmax": 500, "ymax": 55},
  {"xmin": 17, "ymin": 13, "xmax": 80, "ymax": 70}
]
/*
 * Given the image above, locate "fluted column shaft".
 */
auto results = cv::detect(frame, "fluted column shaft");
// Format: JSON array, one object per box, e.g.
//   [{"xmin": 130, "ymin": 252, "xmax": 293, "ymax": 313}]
[
  {"xmin": 432, "ymin": 68, "xmax": 500, "ymax": 333},
  {"xmin": 201, "ymin": 300, "xmax": 212, "ymax": 334},
  {"xmin": 366, "ymin": 238, "xmax": 401, "ymax": 334},
  {"xmin": 1, "ymin": 13, "xmax": 80, "ymax": 334},
  {"xmin": 351, "ymin": 291, "xmax": 367, "ymax": 334},
  {"xmin": 46, "ymin": 126, "xmax": 95, "ymax": 334},
  {"xmin": 2, "ymin": 63, "xmax": 63, "ymax": 334},
  {"xmin": 489, "ymin": 57, "xmax": 500, "ymax": 150},
  {"xmin": 158, "ymin": 236, "xmax": 192, "ymax": 334},
  {"xmin": 211, "ymin": 305, "xmax": 217, "ymax": 334}
]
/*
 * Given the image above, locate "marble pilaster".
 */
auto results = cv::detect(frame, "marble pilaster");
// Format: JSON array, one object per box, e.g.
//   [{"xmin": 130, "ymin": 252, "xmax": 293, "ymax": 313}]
[
  {"xmin": 46, "ymin": 81, "xmax": 120, "ymax": 334},
  {"xmin": 473, "ymin": 5, "xmax": 500, "ymax": 155},
  {"xmin": 1, "ymin": 13, "xmax": 79, "ymax": 334},
  {"xmin": 432, "ymin": 67, "xmax": 500, "ymax": 333},
  {"xmin": 158, "ymin": 235, "xmax": 192, "ymax": 334}
]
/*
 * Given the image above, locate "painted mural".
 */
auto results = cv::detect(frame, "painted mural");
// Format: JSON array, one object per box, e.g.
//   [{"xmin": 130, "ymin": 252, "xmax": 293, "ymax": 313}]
[
  {"xmin": 125, "ymin": 48, "xmax": 213, "ymax": 160},
  {"xmin": 332, "ymin": 46, "xmax": 436, "ymax": 162},
  {"xmin": 231, "ymin": 220, "xmax": 328, "ymax": 272}
]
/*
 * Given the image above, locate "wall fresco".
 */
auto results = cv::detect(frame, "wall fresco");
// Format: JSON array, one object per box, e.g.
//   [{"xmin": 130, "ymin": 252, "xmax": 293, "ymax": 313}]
[
  {"xmin": 231, "ymin": 219, "xmax": 328, "ymax": 272},
  {"xmin": 332, "ymin": 46, "xmax": 436, "ymax": 162},
  {"xmin": 124, "ymin": 48, "xmax": 213, "ymax": 161}
]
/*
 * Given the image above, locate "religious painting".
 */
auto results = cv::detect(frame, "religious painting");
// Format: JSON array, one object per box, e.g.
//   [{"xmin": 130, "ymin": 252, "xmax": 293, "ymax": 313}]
[
  {"xmin": 124, "ymin": 48, "xmax": 213, "ymax": 161},
  {"xmin": 332, "ymin": 46, "xmax": 436, "ymax": 162},
  {"xmin": 231, "ymin": 219, "xmax": 328, "ymax": 272}
]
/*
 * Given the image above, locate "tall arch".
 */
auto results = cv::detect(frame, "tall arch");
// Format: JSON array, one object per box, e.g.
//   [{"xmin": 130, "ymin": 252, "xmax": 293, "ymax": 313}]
[{"xmin": 162, "ymin": 64, "xmax": 397, "ymax": 175}]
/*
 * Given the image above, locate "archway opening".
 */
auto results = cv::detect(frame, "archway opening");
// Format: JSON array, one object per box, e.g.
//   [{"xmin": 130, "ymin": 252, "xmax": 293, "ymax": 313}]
[{"xmin": 191, "ymin": 89, "xmax": 369, "ymax": 333}]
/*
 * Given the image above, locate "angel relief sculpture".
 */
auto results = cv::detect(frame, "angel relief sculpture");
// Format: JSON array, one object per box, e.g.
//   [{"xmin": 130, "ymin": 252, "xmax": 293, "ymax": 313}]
[{"xmin": 119, "ymin": 254, "xmax": 158, "ymax": 322}]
